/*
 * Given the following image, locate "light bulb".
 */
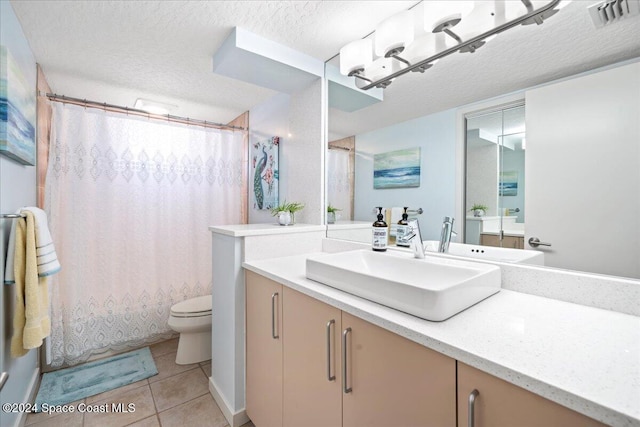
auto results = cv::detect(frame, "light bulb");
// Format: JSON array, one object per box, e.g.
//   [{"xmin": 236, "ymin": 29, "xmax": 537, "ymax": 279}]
[
  {"xmin": 339, "ymin": 39, "xmax": 373, "ymax": 76},
  {"xmin": 374, "ymin": 10, "xmax": 415, "ymax": 57},
  {"xmin": 424, "ymin": 1, "xmax": 475, "ymax": 32}
]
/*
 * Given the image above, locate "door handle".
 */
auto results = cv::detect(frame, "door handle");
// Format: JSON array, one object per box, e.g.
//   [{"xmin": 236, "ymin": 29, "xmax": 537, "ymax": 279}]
[{"xmin": 528, "ymin": 237, "xmax": 552, "ymax": 248}]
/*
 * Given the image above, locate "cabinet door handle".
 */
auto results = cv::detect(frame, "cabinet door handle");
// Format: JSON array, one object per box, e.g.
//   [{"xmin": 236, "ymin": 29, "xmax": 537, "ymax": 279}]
[
  {"xmin": 342, "ymin": 327, "xmax": 352, "ymax": 394},
  {"xmin": 468, "ymin": 389, "xmax": 479, "ymax": 427},
  {"xmin": 326, "ymin": 319, "xmax": 336, "ymax": 381},
  {"xmin": 271, "ymin": 292, "xmax": 279, "ymax": 339}
]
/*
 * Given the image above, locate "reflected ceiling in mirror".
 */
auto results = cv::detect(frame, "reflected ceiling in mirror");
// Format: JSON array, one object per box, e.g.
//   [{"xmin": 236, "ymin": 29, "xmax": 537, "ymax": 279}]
[{"xmin": 327, "ymin": 1, "xmax": 640, "ymax": 141}]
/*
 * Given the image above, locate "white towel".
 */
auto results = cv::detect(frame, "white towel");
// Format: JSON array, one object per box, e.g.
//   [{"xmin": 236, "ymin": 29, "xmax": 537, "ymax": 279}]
[{"xmin": 4, "ymin": 207, "xmax": 60, "ymax": 284}]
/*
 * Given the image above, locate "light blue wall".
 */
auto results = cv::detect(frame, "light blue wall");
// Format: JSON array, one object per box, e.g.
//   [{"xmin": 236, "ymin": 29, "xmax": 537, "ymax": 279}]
[
  {"xmin": 0, "ymin": 2, "xmax": 40, "ymax": 426},
  {"xmin": 354, "ymin": 109, "xmax": 457, "ymax": 240}
]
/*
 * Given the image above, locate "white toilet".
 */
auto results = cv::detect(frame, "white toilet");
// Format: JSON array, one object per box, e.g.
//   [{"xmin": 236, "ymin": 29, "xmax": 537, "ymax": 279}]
[{"xmin": 168, "ymin": 295, "xmax": 212, "ymax": 365}]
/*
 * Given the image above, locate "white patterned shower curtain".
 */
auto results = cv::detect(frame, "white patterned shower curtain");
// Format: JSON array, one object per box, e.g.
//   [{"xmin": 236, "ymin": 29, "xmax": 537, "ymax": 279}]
[
  {"xmin": 326, "ymin": 148, "xmax": 352, "ymax": 221},
  {"xmin": 45, "ymin": 103, "xmax": 244, "ymax": 367}
]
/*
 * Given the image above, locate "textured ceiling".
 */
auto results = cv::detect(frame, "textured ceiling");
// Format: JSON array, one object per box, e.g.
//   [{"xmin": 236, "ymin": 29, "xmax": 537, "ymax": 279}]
[
  {"xmin": 10, "ymin": 0, "xmax": 414, "ymax": 122},
  {"xmin": 10, "ymin": 0, "xmax": 640, "ymax": 133}
]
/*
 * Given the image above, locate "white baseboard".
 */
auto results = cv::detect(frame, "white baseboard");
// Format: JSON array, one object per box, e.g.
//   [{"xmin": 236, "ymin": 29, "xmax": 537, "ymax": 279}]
[{"xmin": 208, "ymin": 377, "xmax": 250, "ymax": 427}]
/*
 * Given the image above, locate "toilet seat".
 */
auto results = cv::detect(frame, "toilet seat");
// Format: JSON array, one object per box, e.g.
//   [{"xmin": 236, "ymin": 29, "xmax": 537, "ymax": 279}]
[{"xmin": 170, "ymin": 295, "xmax": 212, "ymax": 318}]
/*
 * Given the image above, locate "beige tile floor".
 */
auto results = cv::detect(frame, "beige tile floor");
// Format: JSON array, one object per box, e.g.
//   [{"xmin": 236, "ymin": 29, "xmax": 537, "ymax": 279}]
[{"xmin": 25, "ymin": 338, "xmax": 255, "ymax": 427}]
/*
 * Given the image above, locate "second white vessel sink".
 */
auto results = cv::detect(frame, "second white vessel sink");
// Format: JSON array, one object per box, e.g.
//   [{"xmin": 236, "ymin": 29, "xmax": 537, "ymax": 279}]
[{"xmin": 306, "ymin": 250, "xmax": 501, "ymax": 321}]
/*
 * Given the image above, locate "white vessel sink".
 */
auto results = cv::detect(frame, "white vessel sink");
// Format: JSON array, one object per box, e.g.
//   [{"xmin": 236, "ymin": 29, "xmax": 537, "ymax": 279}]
[
  {"xmin": 306, "ymin": 250, "xmax": 500, "ymax": 321},
  {"xmin": 424, "ymin": 241, "xmax": 544, "ymax": 265}
]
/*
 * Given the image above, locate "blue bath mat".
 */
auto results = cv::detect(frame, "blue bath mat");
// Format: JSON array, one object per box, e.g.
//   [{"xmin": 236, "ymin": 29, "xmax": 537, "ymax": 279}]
[{"xmin": 35, "ymin": 347, "xmax": 157, "ymax": 409}]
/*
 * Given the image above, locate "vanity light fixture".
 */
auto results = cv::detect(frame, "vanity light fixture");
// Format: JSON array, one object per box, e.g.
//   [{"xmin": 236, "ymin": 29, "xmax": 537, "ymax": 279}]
[{"xmin": 339, "ymin": 0, "xmax": 569, "ymax": 90}]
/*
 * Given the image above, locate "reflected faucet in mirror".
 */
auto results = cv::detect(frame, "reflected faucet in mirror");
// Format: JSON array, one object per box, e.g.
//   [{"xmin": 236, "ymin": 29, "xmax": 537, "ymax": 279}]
[
  {"xmin": 406, "ymin": 217, "xmax": 458, "ymax": 258},
  {"xmin": 439, "ymin": 217, "xmax": 457, "ymax": 253}
]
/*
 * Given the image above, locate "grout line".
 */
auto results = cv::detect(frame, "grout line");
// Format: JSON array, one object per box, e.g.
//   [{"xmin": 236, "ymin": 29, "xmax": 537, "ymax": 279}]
[
  {"xmin": 86, "ymin": 380, "xmax": 151, "ymax": 405},
  {"xmin": 149, "ymin": 365, "xmax": 200, "ymax": 385},
  {"xmin": 155, "ymin": 390, "xmax": 212, "ymax": 418},
  {"xmin": 122, "ymin": 414, "xmax": 160, "ymax": 427},
  {"xmin": 149, "ymin": 381, "xmax": 160, "ymax": 416}
]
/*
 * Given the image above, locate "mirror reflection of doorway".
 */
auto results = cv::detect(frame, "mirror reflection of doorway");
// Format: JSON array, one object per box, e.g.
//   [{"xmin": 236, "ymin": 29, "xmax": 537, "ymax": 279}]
[{"xmin": 465, "ymin": 104, "xmax": 525, "ymax": 249}]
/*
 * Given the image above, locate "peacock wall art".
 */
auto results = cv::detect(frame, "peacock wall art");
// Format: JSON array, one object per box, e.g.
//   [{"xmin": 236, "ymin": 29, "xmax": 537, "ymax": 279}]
[{"xmin": 251, "ymin": 136, "xmax": 279, "ymax": 210}]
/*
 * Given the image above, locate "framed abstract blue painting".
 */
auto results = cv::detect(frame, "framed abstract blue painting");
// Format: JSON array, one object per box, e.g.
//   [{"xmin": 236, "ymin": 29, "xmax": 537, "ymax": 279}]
[
  {"xmin": 0, "ymin": 45, "xmax": 36, "ymax": 165},
  {"xmin": 373, "ymin": 147, "xmax": 421, "ymax": 189},
  {"xmin": 499, "ymin": 171, "xmax": 518, "ymax": 196}
]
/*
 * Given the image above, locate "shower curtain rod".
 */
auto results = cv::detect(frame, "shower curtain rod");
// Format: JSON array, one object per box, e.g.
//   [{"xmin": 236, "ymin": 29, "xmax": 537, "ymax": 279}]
[{"xmin": 40, "ymin": 92, "xmax": 247, "ymax": 131}]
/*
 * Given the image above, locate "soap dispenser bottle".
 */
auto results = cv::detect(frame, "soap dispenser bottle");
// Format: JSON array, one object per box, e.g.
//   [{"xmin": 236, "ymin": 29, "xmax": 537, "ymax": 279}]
[
  {"xmin": 372, "ymin": 207, "xmax": 388, "ymax": 252},
  {"xmin": 396, "ymin": 207, "xmax": 411, "ymax": 247}
]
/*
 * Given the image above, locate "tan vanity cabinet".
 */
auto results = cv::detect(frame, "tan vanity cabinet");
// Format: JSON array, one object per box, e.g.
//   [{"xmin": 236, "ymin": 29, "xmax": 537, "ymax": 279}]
[
  {"xmin": 248, "ymin": 272, "xmax": 604, "ymax": 427},
  {"xmin": 457, "ymin": 362, "xmax": 606, "ymax": 427},
  {"xmin": 341, "ymin": 312, "xmax": 456, "ymax": 427},
  {"xmin": 246, "ymin": 272, "xmax": 457, "ymax": 427},
  {"xmin": 282, "ymin": 288, "xmax": 343, "ymax": 427},
  {"xmin": 245, "ymin": 271, "xmax": 283, "ymax": 427}
]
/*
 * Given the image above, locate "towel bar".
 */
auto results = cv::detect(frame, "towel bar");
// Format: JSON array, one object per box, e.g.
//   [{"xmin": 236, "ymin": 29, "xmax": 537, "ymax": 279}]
[{"xmin": 0, "ymin": 213, "xmax": 26, "ymax": 219}]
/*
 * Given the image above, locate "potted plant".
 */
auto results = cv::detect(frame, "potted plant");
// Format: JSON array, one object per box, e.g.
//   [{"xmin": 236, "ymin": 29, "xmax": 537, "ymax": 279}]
[
  {"xmin": 469, "ymin": 203, "xmax": 488, "ymax": 217},
  {"xmin": 271, "ymin": 200, "xmax": 305, "ymax": 225},
  {"xmin": 326, "ymin": 204, "xmax": 341, "ymax": 224}
]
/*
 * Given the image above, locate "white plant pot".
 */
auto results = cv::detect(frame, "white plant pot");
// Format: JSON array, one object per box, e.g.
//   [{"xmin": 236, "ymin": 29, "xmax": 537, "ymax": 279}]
[
  {"xmin": 473, "ymin": 209, "xmax": 485, "ymax": 217},
  {"xmin": 278, "ymin": 211, "xmax": 292, "ymax": 226}
]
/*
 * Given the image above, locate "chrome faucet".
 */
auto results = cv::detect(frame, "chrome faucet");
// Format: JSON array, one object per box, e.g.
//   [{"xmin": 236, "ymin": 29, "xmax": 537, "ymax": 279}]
[
  {"xmin": 406, "ymin": 218, "xmax": 425, "ymax": 259},
  {"xmin": 438, "ymin": 217, "xmax": 456, "ymax": 253}
]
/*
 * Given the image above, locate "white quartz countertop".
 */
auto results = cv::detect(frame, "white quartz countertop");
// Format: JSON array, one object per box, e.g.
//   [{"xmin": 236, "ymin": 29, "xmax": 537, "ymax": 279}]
[
  {"xmin": 209, "ymin": 223, "xmax": 325, "ymax": 237},
  {"xmin": 243, "ymin": 253, "xmax": 640, "ymax": 427}
]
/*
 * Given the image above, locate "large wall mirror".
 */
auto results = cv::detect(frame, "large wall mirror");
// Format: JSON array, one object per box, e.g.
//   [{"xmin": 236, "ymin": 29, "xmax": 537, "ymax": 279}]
[{"xmin": 324, "ymin": 2, "xmax": 640, "ymax": 280}]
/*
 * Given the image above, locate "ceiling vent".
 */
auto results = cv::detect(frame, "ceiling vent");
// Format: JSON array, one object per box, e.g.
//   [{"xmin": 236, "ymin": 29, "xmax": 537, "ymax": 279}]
[{"xmin": 588, "ymin": 0, "xmax": 640, "ymax": 28}]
